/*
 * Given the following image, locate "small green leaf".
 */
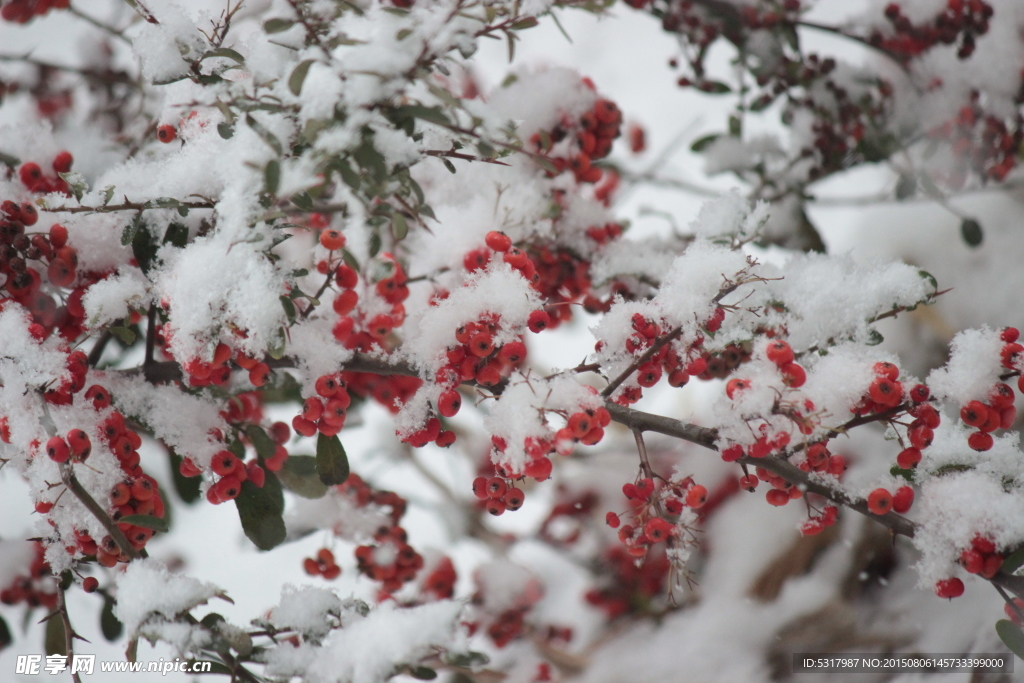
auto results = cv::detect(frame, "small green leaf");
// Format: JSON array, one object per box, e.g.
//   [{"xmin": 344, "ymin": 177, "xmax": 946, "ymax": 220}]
[
  {"xmin": 277, "ymin": 455, "xmax": 329, "ymax": 499},
  {"xmin": 246, "ymin": 114, "xmax": 283, "ymax": 155},
  {"xmin": 0, "ymin": 615, "xmax": 11, "ymax": 649},
  {"xmin": 442, "ymin": 158, "xmax": 457, "ymax": 174},
  {"xmin": 280, "ymin": 296, "xmax": 297, "ymax": 324},
  {"xmin": 268, "ymin": 329, "xmax": 286, "ymax": 360},
  {"xmin": 234, "ymin": 477, "xmax": 286, "ymax": 551},
  {"xmin": 0, "ymin": 150, "xmax": 21, "ymax": 169},
  {"xmin": 368, "ymin": 231, "xmax": 382, "ymax": 257},
  {"xmin": 163, "ymin": 222, "xmax": 189, "ymax": 248},
  {"xmin": 265, "ymin": 160, "xmax": 280, "ymax": 195},
  {"xmin": 700, "ymin": 80, "xmax": 732, "ymax": 94},
  {"xmin": 101, "ymin": 185, "xmax": 115, "ymax": 205},
  {"xmin": 961, "ymin": 218, "xmax": 983, "ymax": 247},
  {"xmin": 57, "ymin": 172, "xmax": 86, "ymax": 201},
  {"xmin": 511, "ymin": 16, "xmax": 538, "ymax": 29},
  {"xmin": 118, "ymin": 514, "xmax": 169, "ymax": 532},
  {"xmin": 289, "ymin": 59, "xmax": 315, "ymax": 97},
  {"xmin": 109, "ymin": 326, "xmax": 137, "ymax": 346},
  {"xmin": 341, "ymin": 249, "xmax": 361, "ymax": 273},
  {"xmin": 1002, "ymin": 546, "xmax": 1024, "ymax": 574},
  {"xmin": 245, "ymin": 424, "xmax": 278, "ymax": 460},
  {"xmin": 316, "ymin": 434, "xmax": 350, "ymax": 486},
  {"xmin": 895, "ymin": 174, "xmax": 917, "ymax": 200},
  {"xmin": 291, "ymin": 191, "xmax": 314, "ymax": 211},
  {"xmin": 200, "ymin": 613, "xmax": 225, "ymax": 629},
  {"xmin": 204, "ymin": 47, "xmax": 245, "ymax": 64},
  {"xmin": 997, "ymin": 619, "xmax": 1024, "ymax": 660},
  {"xmin": 866, "ymin": 329, "xmax": 884, "ymax": 346},
  {"xmin": 169, "ymin": 450, "xmax": 201, "ymax": 504},
  {"xmin": 390, "ymin": 105, "xmax": 452, "ymax": 128},
  {"xmin": 889, "ymin": 465, "xmax": 914, "ymax": 482},
  {"xmin": 410, "ymin": 666, "xmax": 438, "ymax": 680},
  {"xmin": 45, "ymin": 613, "xmax": 66, "ymax": 657},
  {"xmin": 690, "ymin": 133, "xmax": 721, "ymax": 153},
  {"xmin": 392, "ymin": 213, "xmax": 409, "ymax": 240},
  {"xmin": 100, "ymin": 595, "xmax": 123, "ymax": 641},
  {"xmin": 264, "ymin": 18, "xmax": 295, "ymax": 33},
  {"xmin": 396, "ymin": 28, "xmax": 413, "ymax": 40},
  {"xmin": 217, "ymin": 122, "xmax": 234, "ymax": 139},
  {"xmin": 121, "ymin": 214, "xmax": 144, "ymax": 246}
]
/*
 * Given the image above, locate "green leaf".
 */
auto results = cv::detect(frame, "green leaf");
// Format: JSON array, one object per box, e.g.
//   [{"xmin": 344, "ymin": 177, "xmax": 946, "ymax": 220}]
[
  {"xmin": 289, "ymin": 59, "xmax": 315, "ymax": 97},
  {"xmin": 277, "ymin": 455, "xmax": 329, "ymax": 499},
  {"xmin": 263, "ymin": 18, "xmax": 295, "ymax": 33},
  {"xmin": 217, "ymin": 122, "xmax": 235, "ymax": 139},
  {"xmin": 476, "ymin": 140, "xmax": 496, "ymax": 159},
  {"xmin": 889, "ymin": 465, "xmax": 914, "ymax": 482},
  {"xmin": 101, "ymin": 185, "xmax": 115, "ymax": 206},
  {"xmin": 392, "ymin": 213, "xmax": 409, "ymax": 240},
  {"xmin": 100, "ymin": 594, "xmax": 123, "ymax": 641},
  {"xmin": 169, "ymin": 450, "xmax": 201, "ymax": 504},
  {"xmin": 205, "ymin": 47, "xmax": 244, "ymax": 63},
  {"xmin": 396, "ymin": 28, "xmax": 413, "ymax": 41},
  {"xmin": 234, "ymin": 476, "xmax": 286, "ymax": 551},
  {"xmin": 0, "ymin": 615, "xmax": 10, "ymax": 650},
  {"xmin": 866, "ymin": 329, "xmax": 884, "ymax": 346},
  {"xmin": 163, "ymin": 222, "xmax": 189, "ymax": 248},
  {"xmin": 961, "ymin": 218, "xmax": 983, "ymax": 247},
  {"xmin": 442, "ymin": 158, "xmax": 457, "ymax": 174},
  {"xmin": 368, "ymin": 231, "xmax": 382, "ymax": 257},
  {"xmin": 45, "ymin": 613, "xmax": 66, "ymax": 657},
  {"xmin": 690, "ymin": 133, "xmax": 721, "ymax": 153},
  {"xmin": 316, "ymin": 434, "xmax": 350, "ymax": 486},
  {"xmin": 997, "ymin": 619, "xmax": 1024, "ymax": 660},
  {"xmin": 268, "ymin": 329, "xmax": 287, "ymax": 360},
  {"xmin": 0, "ymin": 150, "xmax": 20, "ymax": 169},
  {"xmin": 200, "ymin": 613, "xmax": 225, "ymax": 629},
  {"xmin": 118, "ymin": 514, "xmax": 169, "ymax": 532},
  {"xmin": 121, "ymin": 213, "xmax": 144, "ymax": 246},
  {"xmin": 109, "ymin": 326, "xmax": 137, "ymax": 346},
  {"xmin": 128, "ymin": 215, "xmax": 160, "ymax": 274},
  {"xmin": 895, "ymin": 174, "xmax": 917, "ymax": 200},
  {"xmin": 246, "ymin": 114, "xmax": 283, "ymax": 155},
  {"xmin": 390, "ymin": 104, "xmax": 452, "ymax": 128},
  {"xmin": 341, "ymin": 249, "xmax": 361, "ymax": 273},
  {"xmin": 410, "ymin": 666, "xmax": 438, "ymax": 680},
  {"xmin": 511, "ymin": 16, "xmax": 539, "ymax": 29},
  {"xmin": 291, "ymin": 191, "xmax": 314, "ymax": 211},
  {"xmin": 265, "ymin": 160, "xmax": 280, "ymax": 195},
  {"xmin": 245, "ymin": 424, "xmax": 278, "ymax": 460},
  {"xmin": 57, "ymin": 172, "xmax": 86, "ymax": 201},
  {"xmin": 918, "ymin": 269, "xmax": 938, "ymax": 291},
  {"xmin": 781, "ymin": 24, "xmax": 799, "ymax": 52},
  {"xmin": 280, "ymin": 295, "xmax": 297, "ymax": 324},
  {"xmin": 1002, "ymin": 546, "xmax": 1024, "ymax": 574},
  {"xmin": 701, "ymin": 80, "xmax": 732, "ymax": 94}
]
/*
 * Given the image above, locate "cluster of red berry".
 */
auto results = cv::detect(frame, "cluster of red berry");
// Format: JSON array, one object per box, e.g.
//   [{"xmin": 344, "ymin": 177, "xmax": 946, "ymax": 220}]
[
  {"xmin": 584, "ymin": 546, "xmax": 670, "ymax": 618},
  {"xmin": 873, "ymin": 0, "xmax": 993, "ymax": 61},
  {"xmin": 529, "ymin": 88, "xmax": 622, "ymax": 185},
  {"xmin": 331, "ymin": 254, "xmax": 409, "ymax": 352},
  {"xmin": 177, "ymin": 342, "xmax": 272, "ymax": 388},
  {"xmin": 354, "ymin": 525, "xmax": 423, "ymax": 594},
  {"xmin": 419, "ymin": 556, "xmax": 457, "ymax": 600},
  {"xmin": 604, "ymin": 476, "xmax": 704, "ymax": 558},
  {"xmin": 0, "ymin": 542, "xmax": 56, "ymax": 609},
  {"xmin": 471, "ymin": 475, "xmax": 525, "ymax": 516},
  {"xmin": 956, "ymin": 327, "xmax": 1021, "ymax": 451},
  {"xmin": 303, "ymin": 548, "xmax": 342, "ymax": 580},
  {"xmin": 293, "ymin": 373, "xmax": 352, "ymax": 438},
  {"xmin": 928, "ymin": 101, "xmax": 1020, "ymax": 186},
  {"xmin": 0, "ymin": 0, "xmax": 68, "ymax": 24},
  {"xmin": 959, "ymin": 534, "xmax": 1004, "ymax": 580},
  {"xmin": 17, "ymin": 153, "xmax": 73, "ymax": 195}
]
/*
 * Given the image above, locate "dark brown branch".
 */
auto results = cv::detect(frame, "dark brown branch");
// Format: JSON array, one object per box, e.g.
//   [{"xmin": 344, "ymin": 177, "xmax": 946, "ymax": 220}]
[
  {"xmin": 59, "ymin": 465, "xmax": 143, "ymax": 561},
  {"xmin": 43, "ymin": 200, "xmax": 215, "ymax": 214},
  {"xmin": 87, "ymin": 331, "xmax": 113, "ymax": 367},
  {"xmin": 56, "ymin": 586, "xmax": 85, "ymax": 683}
]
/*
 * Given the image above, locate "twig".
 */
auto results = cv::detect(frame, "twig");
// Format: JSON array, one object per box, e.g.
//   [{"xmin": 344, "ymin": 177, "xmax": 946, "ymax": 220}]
[
  {"xmin": 144, "ymin": 304, "xmax": 157, "ymax": 368},
  {"xmin": 43, "ymin": 200, "xmax": 215, "ymax": 214},
  {"xmin": 59, "ymin": 464, "xmax": 143, "ymax": 561},
  {"xmin": 56, "ymin": 585, "xmax": 85, "ymax": 683},
  {"xmin": 67, "ymin": 6, "xmax": 130, "ymax": 44},
  {"xmin": 87, "ymin": 331, "xmax": 113, "ymax": 367}
]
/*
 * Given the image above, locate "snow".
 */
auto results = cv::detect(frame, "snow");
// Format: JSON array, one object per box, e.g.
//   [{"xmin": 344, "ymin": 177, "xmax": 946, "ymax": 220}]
[
  {"xmin": 114, "ymin": 558, "xmax": 223, "ymax": 637},
  {"xmin": 263, "ymin": 600, "xmax": 462, "ymax": 683},
  {"xmin": 268, "ymin": 585, "xmax": 344, "ymax": 640}
]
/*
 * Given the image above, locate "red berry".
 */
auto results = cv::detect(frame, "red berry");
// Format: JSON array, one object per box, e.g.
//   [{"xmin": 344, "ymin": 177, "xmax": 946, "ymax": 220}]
[
  {"xmin": 156, "ymin": 124, "xmax": 177, "ymax": 143},
  {"xmin": 485, "ymin": 498, "xmax": 506, "ymax": 516},
  {"xmin": 472, "ymin": 476, "xmax": 489, "ymax": 499},
  {"xmin": 765, "ymin": 340, "xmax": 794, "ymax": 365},
  {"xmin": 485, "ymin": 231, "xmax": 513, "ymax": 251},
  {"xmin": 499, "ymin": 341, "xmax": 527, "ymax": 364},
  {"xmin": 909, "ymin": 384, "xmax": 930, "ymax": 402},
  {"xmin": 1002, "ymin": 327, "xmax": 1020, "ymax": 343},
  {"xmin": 605, "ymin": 511, "xmax": 621, "ymax": 528},
  {"xmin": 211, "ymin": 450, "xmax": 239, "ymax": 476},
  {"xmin": 643, "ymin": 517, "xmax": 674, "ymax": 543},
  {"xmin": 726, "ymin": 378, "xmax": 750, "ymax": 399},
  {"xmin": 503, "ymin": 487, "xmax": 525, "ymax": 510},
  {"xmin": 866, "ymin": 488, "xmax": 892, "ymax": 515},
  {"xmin": 960, "ymin": 401, "xmax": 988, "ymax": 428},
  {"xmin": 721, "ymin": 444, "xmax": 744, "ymax": 462},
  {"xmin": 438, "ymin": 389, "xmax": 461, "ymax": 418},
  {"xmin": 873, "ymin": 361, "xmax": 899, "ymax": 380},
  {"xmin": 82, "ymin": 577, "xmax": 99, "ymax": 593},
  {"xmin": 934, "ymin": 577, "xmax": 964, "ymax": 599},
  {"xmin": 685, "ymin": 484, "xmax": 708, "ymax": 509},
  {"xmin": 52, "ymin": 151, "xmax": 73, "ymax": 174},
  {"xmin": 319, "ymin": 229, "xmax": 346, "ymax": 250},
  {"xmin": 967, "ymin": 431, "xmax": 993, "ymax": 451},
  {"xmin": 214, "ymin": 476, "xmax": 242, "ymax": 501},
  {"xmin": 892, "ymin": 486, "xmax": 914, "ymax": 513},
  {"xmin": 486, "ymin": 477, "xmax": 507, "ymax": 499},
  {"xmin": 765, "ymin": 489, "xmax": 790, "ymax": 506},
  {"xmin": 896, "ymin": 447, "xmax": 922, "ymax": 469},
  {"xmin": 960, "ymin": 548, "xmax": 984, "ymax": 574},
  {"xmin": 46, "ymin": 436, "xmax": 70, "ymax": 463},
  {"xmin": 527, "ymin": 310, "xmax": 551, "ymax": 333},
  {"xmin": 524, "ymin": 457, "xmax": 552, "ymax": 481},
  {"xmin": 780, "ymin": 362, "xmax": 806, "ymax": 388}
]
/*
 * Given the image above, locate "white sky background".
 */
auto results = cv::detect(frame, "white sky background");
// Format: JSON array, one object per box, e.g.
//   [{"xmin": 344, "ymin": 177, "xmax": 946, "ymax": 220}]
[{"xmin": 1, "ymin": 1, "xmax": 1023, "ymax": 681}]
